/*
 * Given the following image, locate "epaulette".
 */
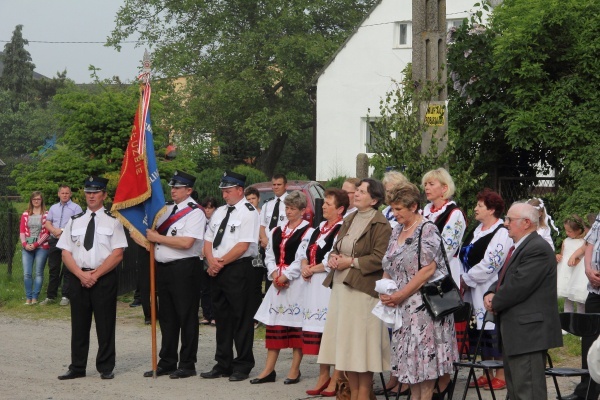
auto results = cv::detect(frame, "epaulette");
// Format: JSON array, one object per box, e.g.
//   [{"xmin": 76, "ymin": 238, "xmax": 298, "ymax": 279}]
[
  {"xmin": 165, "ymin": 201, "xmax": 174, "ymax": 205},
  {"xmin": 245, "ymin": 202, "xmax": 255, "ymax": 211},
  {"xmin": 104, "ymin": 210, "xmax": 116, "ymax": 218},
  {"xmin": 71, "ymin": 211, "xmax": 85, "ymax": 220},
  {"xmin": 188, "ymin": 202, "xmax": 198, "ymax": 209},
  {"xmin": 265, "ymin": 197, "xmax": 275, "ymax": 202}
]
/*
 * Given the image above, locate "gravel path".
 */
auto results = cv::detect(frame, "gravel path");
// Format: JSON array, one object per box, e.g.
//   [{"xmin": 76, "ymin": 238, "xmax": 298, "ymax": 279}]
[{"xmin": 0, "ymin": 303, "xmax": 579, "ymax": 400}]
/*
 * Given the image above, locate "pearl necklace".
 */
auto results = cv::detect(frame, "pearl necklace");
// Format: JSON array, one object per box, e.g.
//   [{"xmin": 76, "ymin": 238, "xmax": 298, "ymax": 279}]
[{"xmin": 402, "ymin": 217, "xmax": 420, "ymax": 232}]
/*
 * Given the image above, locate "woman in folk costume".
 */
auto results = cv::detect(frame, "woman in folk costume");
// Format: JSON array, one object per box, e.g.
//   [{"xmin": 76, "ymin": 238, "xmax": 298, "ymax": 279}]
[
  {"xmin": 253, "ymin": 190, "xmax": 312, "ymax": 385},
  {"xmin": 299, "ymin": 188, "xmax": 348, "ymax": 396}
]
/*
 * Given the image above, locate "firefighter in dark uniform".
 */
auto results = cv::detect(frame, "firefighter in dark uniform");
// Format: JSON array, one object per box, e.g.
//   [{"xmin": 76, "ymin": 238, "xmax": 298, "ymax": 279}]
[
  {"xmin": 200, "ymin": 171, "xmax": 260, "ymax": 382},
  {"xmin": 57, "ymin": 176, "xmax": 127, "ymax": 380},
  {"xmin": 143, "ymin": 170, "xmax": 206, "ymax": 379}
]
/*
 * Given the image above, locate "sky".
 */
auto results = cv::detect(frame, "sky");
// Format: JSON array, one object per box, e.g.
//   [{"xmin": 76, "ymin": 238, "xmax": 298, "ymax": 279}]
[{"xmin": 0, "ymin": 0, "xmax": 144, "ymax": 83}]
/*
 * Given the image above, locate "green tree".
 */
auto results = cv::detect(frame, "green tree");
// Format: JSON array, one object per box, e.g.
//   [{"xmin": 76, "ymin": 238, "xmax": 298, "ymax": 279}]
[
  {"xmin": 108, "ymin": 0, "xmax": 378, "ymax": 177},
  {"xmin": 12, "ymin": 77, "xmax": 195, "ymax": 202},
  {"xmin": 447, "ymin": 0, "xmax": 600, "ymax": 218},
  {"xmin": 0, "ymin": 25, "xmax": 35, "ymax": 110}
]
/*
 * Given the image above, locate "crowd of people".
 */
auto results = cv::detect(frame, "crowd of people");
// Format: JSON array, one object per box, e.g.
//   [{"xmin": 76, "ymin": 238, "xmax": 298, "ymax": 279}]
[{"xmin": 18, "ymin": 168, "xmax": 600, "ymax": 400}]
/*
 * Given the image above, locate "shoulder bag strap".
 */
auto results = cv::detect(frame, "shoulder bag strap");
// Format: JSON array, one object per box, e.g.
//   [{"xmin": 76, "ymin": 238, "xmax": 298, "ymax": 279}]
[{"xmin": 418, "ymin": 220, "xmax": 451, "ymax": 274}]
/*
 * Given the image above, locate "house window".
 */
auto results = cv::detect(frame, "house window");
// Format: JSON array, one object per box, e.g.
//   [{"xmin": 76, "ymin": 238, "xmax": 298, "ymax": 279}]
[
  {"xmin": 366, "ymin": 120, "xmax": 379, "ymax": 151},
  {"xmin": 447, "ymin": 19, "xmax": 465, "ymax": 31},
  {"xmin": 394, "ymin": 22, "xmax": 411, "ymax": 48}
]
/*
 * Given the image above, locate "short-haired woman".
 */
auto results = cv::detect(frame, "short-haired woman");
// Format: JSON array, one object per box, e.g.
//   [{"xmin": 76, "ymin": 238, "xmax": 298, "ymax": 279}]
[
  {"xmin": 459, "ymin": 188, "xmax": 513, "ymax": 390},
  {"xmin": 380, "ymin": 183, "xmax": 458, "ymax": 400},
  {"xmin": 318, "ymin": 178, "xmax": 392, "ymax": 399},
  {"xmin": 253, "ymin": 191, "xmax": 312, "ymax": 384},
  {"xmin": 300, "ymin": 188, "xmax": 348, "ymax": 396}
]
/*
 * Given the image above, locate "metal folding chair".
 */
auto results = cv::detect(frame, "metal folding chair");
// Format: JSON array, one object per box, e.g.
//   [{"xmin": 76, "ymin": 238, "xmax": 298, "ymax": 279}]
[
  {"xmin": 450, "ymin": 312, "xmax": 504, "ymax": 400},
  {"xmin": 546, "ymin": 312, "xmax": 600, "ymax": 400}
]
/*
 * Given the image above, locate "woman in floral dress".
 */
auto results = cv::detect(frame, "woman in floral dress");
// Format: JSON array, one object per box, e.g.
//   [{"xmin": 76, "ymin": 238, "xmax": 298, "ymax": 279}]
[{"xmin": 380, "ymin": 183, "xmax": 458, "ymax": 400}]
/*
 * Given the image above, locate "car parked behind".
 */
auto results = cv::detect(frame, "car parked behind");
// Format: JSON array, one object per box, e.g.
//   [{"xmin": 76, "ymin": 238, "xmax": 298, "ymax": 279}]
[{"xmin": 249, "ymin": 180, "xmax": 325, "ymax": 227}]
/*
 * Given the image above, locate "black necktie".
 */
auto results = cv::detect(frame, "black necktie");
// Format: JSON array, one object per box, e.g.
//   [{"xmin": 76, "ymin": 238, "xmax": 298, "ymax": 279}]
[
  {"xmin": 269, "ymin": 198, "xmax": 281, "ymax": 230},
  {"xmin": 213, "ymin": 206, "xmax": 235, "ymax": 248},
  {"xmin": 84, "ymin": 212, "xmax": 96, "ymax": 251},
  {"xmin": 170, "ymin": 205, "xmax": 178, "ymax": 216}
]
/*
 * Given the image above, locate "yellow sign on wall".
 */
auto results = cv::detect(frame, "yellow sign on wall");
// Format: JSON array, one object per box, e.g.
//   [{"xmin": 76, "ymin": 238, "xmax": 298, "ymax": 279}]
[{"xmin": 425, "ymin": 104, "xmax": 445, "ymax": 126}]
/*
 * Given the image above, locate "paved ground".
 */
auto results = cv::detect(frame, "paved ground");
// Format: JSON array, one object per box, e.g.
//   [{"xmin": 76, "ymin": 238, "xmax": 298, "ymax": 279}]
[{"xmin": 0, "ymin": 304, "xmax": 580, "ymax": 400}]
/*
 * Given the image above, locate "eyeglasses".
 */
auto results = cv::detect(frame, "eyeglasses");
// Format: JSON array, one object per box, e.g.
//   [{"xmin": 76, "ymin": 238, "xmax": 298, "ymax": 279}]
[
  {"xmin": 504, "ymin": 216, "xmax": 527, "ymax": 224},
  {"xmin": 32, "ymin": 198, "xmax": 42, "ymax": 201}
]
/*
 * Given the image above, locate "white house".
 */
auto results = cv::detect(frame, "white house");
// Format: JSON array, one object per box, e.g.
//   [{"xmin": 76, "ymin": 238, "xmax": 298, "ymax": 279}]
[{"xmin": 314, "ymin": 0, "xmax": 476, "ymax": 181}]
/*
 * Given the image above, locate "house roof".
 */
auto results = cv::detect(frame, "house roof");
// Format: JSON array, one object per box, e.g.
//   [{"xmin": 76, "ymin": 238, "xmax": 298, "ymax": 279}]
[
  {"xmin": 0, "ymin": 51, "xmax": 48, "ymax": 80},
  {"xmin": 310, "ymin": 0, "xmax": 383, "ymax": 87}
]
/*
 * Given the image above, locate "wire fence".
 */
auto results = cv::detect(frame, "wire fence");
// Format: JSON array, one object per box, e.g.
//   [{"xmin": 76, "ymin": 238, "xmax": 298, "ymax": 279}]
[{"xmin": 497, "ymin": 177, "xmax": 558, "ymax": 207}]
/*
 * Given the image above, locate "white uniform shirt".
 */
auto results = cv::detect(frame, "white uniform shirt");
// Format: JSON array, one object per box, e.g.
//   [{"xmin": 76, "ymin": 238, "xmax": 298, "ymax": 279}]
[
  {"xmin": 206, "ymin": 198, "xmax": 259, "ymax": 259},
  {"xmin": 260, "ymin": 192, "xmax": 289, "ymax": 229},
  {"xmin": 57, "ymin": 207, "xmax": 128, "ymax": 270},
  {"xmin": 154, "ymin": 197, "xmax": 206, "ymax": 263}
]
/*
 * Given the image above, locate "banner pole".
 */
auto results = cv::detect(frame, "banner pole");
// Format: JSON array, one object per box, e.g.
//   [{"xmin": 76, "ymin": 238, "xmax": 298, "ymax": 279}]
[{"xmin": 150, "ymin": 242, "xmax": 158, "ymax": 378}]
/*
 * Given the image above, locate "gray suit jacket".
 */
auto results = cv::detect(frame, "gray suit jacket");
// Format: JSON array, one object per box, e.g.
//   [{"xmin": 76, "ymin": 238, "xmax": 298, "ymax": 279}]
[{"xmin": 487, "ymin": 231, "xmax": 563, "ymax": 356}]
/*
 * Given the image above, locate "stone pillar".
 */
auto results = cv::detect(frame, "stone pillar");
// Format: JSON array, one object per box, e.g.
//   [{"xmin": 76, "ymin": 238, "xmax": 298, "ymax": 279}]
[
  {"xmin": 412, "ymin": 0, "xmax": 448, "ymax": 155},
  {"xmin": 356, "ymin": 153, "xmax": 369, "ymax": 179}
]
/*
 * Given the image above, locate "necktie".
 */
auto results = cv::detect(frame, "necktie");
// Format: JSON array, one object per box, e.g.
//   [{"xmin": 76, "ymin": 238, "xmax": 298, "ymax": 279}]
[
  {"xmin": 269, "ymin": 198, "xmax": 281, "ymax": 230},
  {"xmin": 213, "ymin": 206, "xmax": 235, "ymax": 249},
  {"xmin": 496, "ymin": 245, "xmax": 515, "ymax": 291},
  {"xmin": 58, "ymin": 204, "xmax": 65, "ymax": 229},
  {"xmin": 84, "ymin": 212, "xmax": 96, "ymax": 251},
  {"xmin": 170, "ymin": 205, "xmax": 178, "ymax": 216}
]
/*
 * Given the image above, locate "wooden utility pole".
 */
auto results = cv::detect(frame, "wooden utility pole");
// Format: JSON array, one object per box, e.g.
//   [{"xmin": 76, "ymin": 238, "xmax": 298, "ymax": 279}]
[{"xmin": 412, "ymin": 0, "xmax": 448, "ymax": 155}]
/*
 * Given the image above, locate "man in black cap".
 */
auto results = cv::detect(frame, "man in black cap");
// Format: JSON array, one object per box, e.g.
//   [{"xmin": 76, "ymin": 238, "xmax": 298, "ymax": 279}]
[
  {"xmin": 201, "ymin": 170, "xmax": 260, "ymax": 382},
  {"xmin": 143, "ymin": 170, "xmax": 206, "ymax": 379},
  {"xmin": 57, "ymin": 176, "xmax": 128, "ymax": 380}
]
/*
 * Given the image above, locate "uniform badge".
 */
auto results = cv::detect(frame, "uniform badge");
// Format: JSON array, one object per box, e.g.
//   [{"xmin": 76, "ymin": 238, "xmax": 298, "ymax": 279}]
[
  {"xmin": 170, "ymin": 227, "xmax": 177, "ymax": 236},
  {"xmin": 218, "ymin": 228, "xmax": 224, "ymax": 234},
  {"xmin": 272, "ymin": 216, "xmax": 277, "ymax": 221},
  {"xmin": 76, "ymin": 240, "xmax": 81, "ymax": 247},
  {"xmin": 230, "ymin": 225, "xmax": 236, "ymax": 233},
  {"xmin": 280, "ymin": 216, "xmax": 284, "ymax": 221}
]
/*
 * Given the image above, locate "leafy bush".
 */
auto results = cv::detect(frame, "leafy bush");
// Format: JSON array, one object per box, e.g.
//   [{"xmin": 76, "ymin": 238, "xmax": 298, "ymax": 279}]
[
  {"xmin": 286, "ymin": 172, "xmax": 309, "ymax": 181},
  {"xmin": 193, "ymin": 165, "xmax": 268, "ymax": 201},
  {"xmin": 324, "ymin": 176, "xmax": 347, "ymax": 189}
]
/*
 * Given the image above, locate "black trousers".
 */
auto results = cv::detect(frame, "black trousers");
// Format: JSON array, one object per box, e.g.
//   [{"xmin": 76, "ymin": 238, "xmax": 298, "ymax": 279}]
[
  {"xmin": 156, "ymin": 257, "xmax": 202, "ymax": 370},
  {"xmin": 46, "ymin": 238, "xmax": 71, "ymax": 299},
  {"xmin": 69, "ymin": 268, "xmax": 117, "ymax": 374},
  {"xmin": 135, "ymin": 247, "xmax": 151, "ymax": 320},
  {"xmin": 211, "ymin": 257, "xmax": 256, "ymax": 374},
  {"xmin": 199, "ymin": 260, "xmax": 214, "ymax": 321},
  {"xmin": 575, "ymin": 292, "xmax": 600, "ymax": 398}
]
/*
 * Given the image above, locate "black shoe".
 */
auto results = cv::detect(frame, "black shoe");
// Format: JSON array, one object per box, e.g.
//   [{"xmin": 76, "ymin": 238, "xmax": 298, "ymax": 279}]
[
  {"xmin": 144, "ymin": 318, "xmax": 151, "ymax": 325},
  {"xmin": 283, "ymin": 372, "xmax": 301, "ymax": 385},
  {"xmin": 229, "ymin": 371, "xmax": 249, "ymax": 382},
  {"xmin": 100, "ymin": 371, "xmax": 114, "ymax": 380},
  {"xmin": 130, "ymin": 299, "xmax": 142, "ymax": 307},
  {"xmin": 143, "ymin": 367, "xmax": 175, "ymax": 377},
  {"xmin": 58, "ymin": 370, "xmax": 86, "ymax": 380},
  {"xmin": 250, "ymin": 370, "xmax": 276, "ymax": 384},
  {"xmin": 200, "ymin": 368, "xmax": 232, "ymax": 379},
  {"xmin": 169, "ymin": 368, "xmax": 197, "ymax": 379},
  {"xmin": 559, "ymin": 395, "xmax": 585, "ymax": 400}
]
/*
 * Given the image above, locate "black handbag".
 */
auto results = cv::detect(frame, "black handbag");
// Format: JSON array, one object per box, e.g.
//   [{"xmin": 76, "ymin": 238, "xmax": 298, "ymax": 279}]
[{"xmin": 417, "ymin": 221, "xmax": 464, "ymax": 319}]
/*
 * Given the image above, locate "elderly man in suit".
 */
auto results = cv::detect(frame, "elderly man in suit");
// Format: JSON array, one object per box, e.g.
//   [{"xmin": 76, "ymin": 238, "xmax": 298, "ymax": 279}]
[{"xmin": 483, "ymin": 202, "xmax": 562, "ymax": 400}]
